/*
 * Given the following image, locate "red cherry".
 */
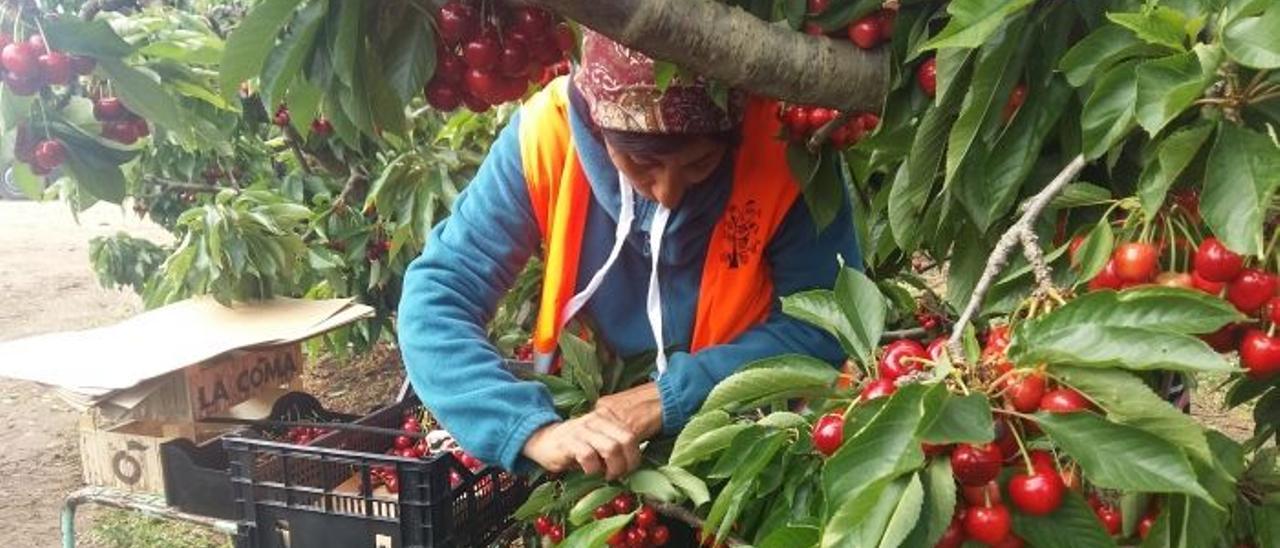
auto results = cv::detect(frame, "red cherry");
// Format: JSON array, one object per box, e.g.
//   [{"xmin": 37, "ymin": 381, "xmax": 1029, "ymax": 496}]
[
  {"xmin": 1191, "ymin": 270, "xmax": 1227, "ymax": 295},
  {"xmin": 593, "ymin": 504, "xmax": 615, "ymax": 520},
  {"xmin": 104, "ymin": 120, "xmax": 139, "ymax": 144},
  {"xmin": 1193, "ymin": 238, "xmax": 1244, "ymax": 283},
  {"xmin": 847, "ymin": 17, "xmax": 882, "ymax": 49},
  {"xmin": 70, "ymin": 55, "xmax": 96, "ymax": 75},
  {"xmin": 131, "ymin": 118, "xmax": 150, "ymax": 139},
  {"xmin": 402, "ymin": 418, "xmax": 422, "ymax": 433},
  {"xmin": 425, "ymin": 81, "xmax": 463, "ymax": 111},
  {"xmin": 1227, "ymin": 269, "xmax": 1277, "ymax": 314},
  {"xmin": 464, "ymin": 68, "xmax": 502, "ymax": 104},
  {"xmin": 27, "ymin": 34, "xmax": 45, "ymax": 51},
  {"xmin": 553, "ymin": 23, "xmax": 576, "ymax": 54},
  {"xmin": 625, "ymin": 526, "xmax": 648, "ymax": 546},
  {"xmin": 993, "ymin": 535, "xmax": 1025, "ymax": 548},
  {"xmin": 534, "ymin": 515, "xmax": 553, "ymax": 535},
  {"xmin": 1040, "ymin": 388, "xmax": 1089, "ymax": 413},
  {"xmin": 963, "ymin": 504, "xmax": 1012, "ymax": 545},
  {"xmin": 394, "ymin": 435, "xmax": 413, "ymax": 450},
  {"xmin": 33, "ymin": 140, "xmax": 66, "ymax": 172},
  {"xmin": 857, "ymin": 112, "xmax": 880, "ymax": 132},
  {"xmin": 1008, "ymin": 468, "xmax": 1066, "ymax": 516},
  {"xmin": 877, "ymin": 339, "xmax": 929, "ymax": 380},
  {"xmin": 38, "ymin": 51, "xmax": 72, "ymax": 86},
  {"xmin": 462, "ymin": 92, "xmax": 490, "ymax": 113},
  {"xmin": 462, "ymin": 35, "xmax": 500, "ymax": 70},
  {"xmin": 94, "ymin": 97, "xmax": 126, "ymax": 121},
  {"xmin": 498, "ymin": 45, "xmax": 529, "ymax": 78},
  {"xmin": 650, "ymin": 525, "xmax": 670, "ymax": 546},
  {"xmin": 311, "ymin": 117, "xmax": 333, "ymax": 136},
  {"xmin": 803, "ymin": 23, "xmax": 826, "ymax": 36},
  {"xmin": 1088, "ymin": 259, "xmax": 1124, "ymax": 291},
  {"xmin": 876, "ymin": 9, "xmax": 896, "ymax": 41},
  {"xmin": 1001, "ymin": 83, "xmax": 1028, "ymax": 123},
  {"xmin": 548, "ymin": 524, "xmax": 565, "ymax": 543},
  {"xmin": 611, "ymin": 492, "xmax": 635, "ymax": 514},
  {"xmin": 922, "ymin": 442, "xmax": 951, "ymax": 457},
  {"xmin": 1092, "ymin": 506, "xmax": 1125, "ymax": 538},
  {"xmin": 1202, "ymin": 323, "xmax": 1241, "ymax": 352},
  {"xmin": 497, "ymin": 76, "xmax": 528, "ymax": 103},
  {"xmin": 950, "ymin": 443, "xmax": 1003, "ymax": 486},
  {"xmin": 1005, "ymin": 372, "xmax": 1046, "ymax": 413},
  {"xmin": 783, "ymin": 105, "xmax": 812, "ymax": 136},
  {"xmin": 1137, "ymin": 514, "xmax": 1157, "ymax": 539},
  {"xmin": 510, "ymin": 7, "xmax": 552, "ymax": 36},
  {"xmin": 806, "ymin": 0, "xmax": 830, "ymax": 14},
  {"xmin": 860, "ymin": 378, "xmax": 897, "ymax": 402},
  {"xmin": 811, "ymin": 412, "xmax": 845, "ymax": 457},
  {"xmin": 1112, "ymin": 242, "xmax": 1159, "ymax": 283},
  {"xmin": 635, "ymin": 505, "xmax": 657, "ymax": 528},
  {"xmin": 1240, "ymin": 329, "xmax": 1280, "ymax": 380},
  {"xmin": 1028, "ymin": 450, "xmax": 1057, "ymax": 472},
  {"xmin": 437, "ymin": 1, "xmax": 480, "ymax": 46},
  {"xmin": 1, "ymin": 42, "xmax": 38, "ymax": 78},
  {"xmin": 807, "ymin": 107, "xmax": 836, "ymax": 130},
  {"xmin": 916, "ymin": 57, "xmax": 937, "ymax": 97},
  {"xmin": 606, "ymin": 529, "xmax": 627, "ymax": 546}
]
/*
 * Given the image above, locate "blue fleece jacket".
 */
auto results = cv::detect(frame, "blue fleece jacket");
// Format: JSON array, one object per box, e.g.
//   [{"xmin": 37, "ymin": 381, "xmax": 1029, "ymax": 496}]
[{"xmin": 398, "ymin": 88, "xmax": 861, "ymax": 472}]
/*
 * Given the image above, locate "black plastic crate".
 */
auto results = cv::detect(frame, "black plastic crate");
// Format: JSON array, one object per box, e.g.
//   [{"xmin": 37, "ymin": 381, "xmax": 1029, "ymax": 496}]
[
  {"xmin": 160, "ymin": 392, "xmax": 358, "ymax": 519},
  {"xmin": 226, "ymin": 397, "xmax": 528, "ymax": 548}
]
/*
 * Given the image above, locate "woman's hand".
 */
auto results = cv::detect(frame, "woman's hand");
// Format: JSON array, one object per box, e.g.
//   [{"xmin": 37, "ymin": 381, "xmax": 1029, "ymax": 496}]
[
  {"xmin": 522, "ymin": 411, "xmax": 642, "ymax": 480},
  {"xmin": 594, "ymin": 382, "xmax": 663, "ymax": 441}
]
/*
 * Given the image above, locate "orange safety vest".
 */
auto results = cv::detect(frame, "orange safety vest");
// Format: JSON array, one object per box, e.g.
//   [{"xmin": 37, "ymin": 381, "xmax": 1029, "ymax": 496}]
[{"xmin": 519, "ymin": 77, "xmax": 801, "ymax": 366}]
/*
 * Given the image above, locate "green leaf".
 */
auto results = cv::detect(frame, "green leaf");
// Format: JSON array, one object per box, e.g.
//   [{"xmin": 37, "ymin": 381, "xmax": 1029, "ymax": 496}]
[
  {"xmin": 1107, "ymin": 8, "xmax": 1193, "ymax": 51},
  {"xmin": 1081, "ymin": 60, "xmax": 1139, "ymax": 160},
  {"xmin": 43, "ymin": 18, "xmax": 135, "ymax": 59},
  {"xmin": 1050, "ymin": 365, "xmax": 1212, "ymax": 463},
  {"xmin": 1014, "ymin": 324, "xmax": 1234, "ymax": 373},
  {"xmin": 658, "ymin": 466, "xmax": 710, "ymax": 507},
  {"xmin": 705, "ymin": 432, "xmax": 786, "ymax": 540},
  {"xmin": 220, "ymin": 0, "xmax": 305, "ymax": 99},
  {"xmin": 825, "ymin": 473, "xmax": 923, "ymax": 548},
  {"xmin": 804, "ymin": 150, "xmax": 845, "ymax": 231},
  {"xmin": 1223, "ymin": 5, "xmax": 1280, "ymax": 68},
  {"xmin": 1073, "ymin": 221, "xmax": 1115, "ymax": 282},
  {"xmin": 1012, "ymin": 490, "xmax": 1118, "ymax": 548},
  {"xmin": 1059, "ymin": 24, "xmax": 1164, "ymax": 87},
  {"xmin": 1202, "ymin": 122, "xmax": 1280, "ymax": 256},
  {"xmin": 917, "ymin": 393, "xmax": 995, "ymax": 445},
  {"xmin": 98, "ymin": 59, "xmax": 191, "ymax": 142},
  {"xmin": 758, "ymin": 411, "xmax": 809, "ymax": 430},
  {"xmin": 1050, "ymin": 182, "xmax": 1113, "ymax": 210},
  {"xmin": 944, "ymin": 15, "xmax": 1026, "ymax": 184},
  {"xmin": 1134, "ymin": 46, "xmax": 1222, "ymax": 136},
  {"xmin": 384, "ymin": 17, "xmax": 436, "ymax": 105},
  {"xmin": 670, "ymin": 423, "xmax": 755, "ymax": 468},
  {"xmin": 824, "ymin": 384, "xmax": 930, "ymax": 507},
  {"xmin": 878, "ymin": 474, "xmax": 925, "ymax": 548},
  {"xmin": 653, "ymin": 61, "xmax": 679, "ymax": 93},
  {"xmin": 10, "ymin": 163, "xmax": 43, "ymax": 200},
  {"xmin": 671, "ymin": 411, "xmax": 731, "ymax": 465},
  {"xmin": 63, "ymin": 143, "xmax": 127, "ymax": 204},
  {"xmin": 919, "ymin": 0, "xmax": 1035, "ymax": 51},
  {"xmin": 834, "ymin": 266, "xmax": 888, "ymax": 366},
  {"xmin": 569, "ymin": 485, "xmax": 623, "ymax": 527},
  {"xmin": 1137, "ymin": 121, "xmax": 1214, "ymax": 220},
  {"xmin": 261, "ymin": 0, "xmax": 328, "ymax": 116},
  {"xmin": 560, "ymin": 513, "xmax": 633, "ymax": 548},
  {"xmin": 331, "ymin": 0, "xmax": 363, "ymax": 87},
  {"xmin": 901, "ymin": 459, "xmax": 958, "ymax": 548},
  {"xmin": 813, "ymin": 0, "xmax": 881, "ymax": 31},
  {"xmin": 513, "ymin": 481, "xmax": 556, "ymax": 520},
  {"xmin": 782, "ymin": 290, "xmax": 857, "ymax": 356},
  {"xmin": 626, "ymin": 469, "xmax": 680, "ymax": 503},
  {"xmin": 699, "ymin": 355, "xmax": 838, "ymax": 413},
  {"xmin": 1035, "ymin": 412, "xmax": 1217, "ymax": 504},
  {"xmin": 1033, "ymin": 284, "xmax": 1244, "ymax": 335},
  {"xmin": 890, "ymin": 54, "xmax": 970, "ymax": 250},
  {"xmin": 758, "ymin": 525, "xmax": 820, "ymax": 548},
  {"xmin": 560, "ymin": 331, "xmax": 602, "ymax": 402}
]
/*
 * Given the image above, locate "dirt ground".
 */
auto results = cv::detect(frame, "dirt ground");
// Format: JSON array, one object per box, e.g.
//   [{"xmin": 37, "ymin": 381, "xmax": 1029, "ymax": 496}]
[{"xmin": 0, "ymin": 200, "xmax": 171, "ymax": 547}]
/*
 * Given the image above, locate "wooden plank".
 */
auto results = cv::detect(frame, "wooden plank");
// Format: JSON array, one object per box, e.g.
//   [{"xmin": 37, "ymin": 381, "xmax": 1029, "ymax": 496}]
[
  {"xmin": 185, "ymin": 344, "xmax": 303, "ymax": 420},
  {"xmin": 78, "ymin": 421, "xmax": 172, "ymax": 494}
]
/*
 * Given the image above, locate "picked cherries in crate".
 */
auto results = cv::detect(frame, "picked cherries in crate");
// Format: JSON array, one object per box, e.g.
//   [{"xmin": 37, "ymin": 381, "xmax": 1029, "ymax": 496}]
[{"xmin": 369, "ymin": 408, "xmax": 486, "ymax": 494}]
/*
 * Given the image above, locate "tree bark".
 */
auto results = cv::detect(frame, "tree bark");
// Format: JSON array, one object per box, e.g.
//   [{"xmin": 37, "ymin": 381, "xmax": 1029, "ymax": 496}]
[{"xmin": 530, "ymin": 0, "xmax": 889, "ymax": 111}]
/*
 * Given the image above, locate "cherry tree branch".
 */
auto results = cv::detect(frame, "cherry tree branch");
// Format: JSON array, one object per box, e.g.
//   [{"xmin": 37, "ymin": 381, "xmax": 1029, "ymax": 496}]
[
  {"xmin": 647, "ymin": 499, "xmax": 747, "ymax": 547},
  {"xmin": 529, "ymin": 0, "xmax": 889, "ymax": 110},
  {"xmin": 945, "ymin": 154, "xmax": 1087, "ymax": 362}
]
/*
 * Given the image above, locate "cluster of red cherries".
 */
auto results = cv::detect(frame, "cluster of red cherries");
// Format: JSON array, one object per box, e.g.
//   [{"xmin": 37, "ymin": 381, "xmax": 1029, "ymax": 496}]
[
  {"xmin": 270, "ymin": 104, "xmax": 334, "ymax": 137},
  {"xmin": 425, "ymin": 1, "xmax": 574, "ymax": 113},
  {"xmin": 284, "ymin": 425, "xmax": 332, "ymax": 446},
  {"xmin": 534, "ymin": 492, "xmax": 671, "ymax": 547},
  {"xmin": 1081, "ymin": 235, "xmax": 1280, "ymax": 380},
  {"xmin": 803, "ymin": 1, "xmax": 895, "ymax": 50},
  {"xmin": 0, "ymin": 32, "xmax": 94, "ymax": 96},
  {"xmin": 93, "ymin": 96, "xmax": 150, "ymax": 144},
  {"xmin": 776, "ymin": 104, "xmax": 880, "ymax": 148},
  {"xmin": 912, "ymin": 56, "xmax": 1026, "ymax": 123}
]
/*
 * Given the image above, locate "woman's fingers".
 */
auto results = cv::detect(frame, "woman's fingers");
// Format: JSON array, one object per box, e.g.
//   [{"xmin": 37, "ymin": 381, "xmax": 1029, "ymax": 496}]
[
  {"xmin": 585, "ymin": 414, "xmax": 642, "ymax": 475},
  {"xmin": 566, "ymin": 434, "xmax": 606, "ymax": 477}
]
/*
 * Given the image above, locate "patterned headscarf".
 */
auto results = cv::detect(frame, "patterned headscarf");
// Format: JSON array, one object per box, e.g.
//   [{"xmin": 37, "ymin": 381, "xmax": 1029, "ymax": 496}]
[{"xmin": 572, "ymin": 29, "xmax": 745, "ymax": 134}]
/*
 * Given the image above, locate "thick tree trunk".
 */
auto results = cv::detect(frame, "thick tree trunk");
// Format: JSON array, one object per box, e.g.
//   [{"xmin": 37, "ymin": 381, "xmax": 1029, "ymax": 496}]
[{"xmin": 530, "ymin": 0, "xmax": 889, "ymax": 111}]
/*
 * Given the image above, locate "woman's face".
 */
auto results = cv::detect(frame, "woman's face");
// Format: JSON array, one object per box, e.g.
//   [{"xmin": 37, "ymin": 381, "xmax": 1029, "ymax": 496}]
[{"xmin": 605, "ymin": 137, "xmax": 729, "ymax": 209}]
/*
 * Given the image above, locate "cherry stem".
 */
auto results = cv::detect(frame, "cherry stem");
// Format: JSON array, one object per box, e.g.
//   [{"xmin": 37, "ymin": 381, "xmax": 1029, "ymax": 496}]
[
  {"xmin": 807, "ymin": 110, "xmax": 855, "ymax": 153},
  {"xmin": 987, "ymin": 369, "xmax": 1018, "ymax": 397},
  {"xmin": 33, "ymin": 17, "xmax": 49, "ymax": 54},
  {"xmin": 1008, "ymin": 418, "xmax": 1035, "ymax": 475}
]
